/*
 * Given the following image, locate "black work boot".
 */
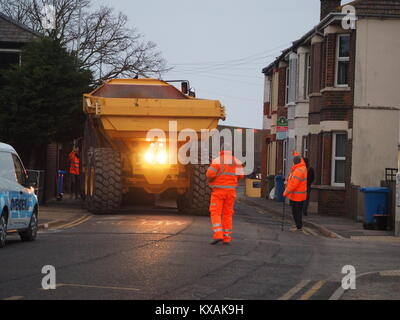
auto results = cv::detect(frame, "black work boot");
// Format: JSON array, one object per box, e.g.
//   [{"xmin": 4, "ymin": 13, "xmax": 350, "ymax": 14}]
[{"xmin": 210, "ymin": 239, "xmax": 223, "ymax": 245}]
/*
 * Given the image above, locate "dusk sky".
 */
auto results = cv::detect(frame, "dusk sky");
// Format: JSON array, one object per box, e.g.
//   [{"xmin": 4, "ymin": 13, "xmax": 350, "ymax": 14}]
[{"xmin": 98, "ymin": 0, "xmax": 326, "ymax": 129}]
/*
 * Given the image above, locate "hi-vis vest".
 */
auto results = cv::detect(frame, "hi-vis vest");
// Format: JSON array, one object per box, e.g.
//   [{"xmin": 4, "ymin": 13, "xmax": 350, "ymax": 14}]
[
  {"xmin": 284, "ymin": 160, "xmax": 307, "ymax": 201},
  {"xmin": 69, "ymin": 152, "xmax": 80, "ymax": 175},
  {"xmin": 206, "ymin": 151, "xmax": 245, "ymax": 189}
]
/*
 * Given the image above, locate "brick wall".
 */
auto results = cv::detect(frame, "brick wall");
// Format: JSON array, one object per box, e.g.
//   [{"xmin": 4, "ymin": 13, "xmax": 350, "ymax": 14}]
[
  {"xmin": 277, "ymin": 67, "xmax": 287, "ymax": 107},
  {"xmin": 263, "ymin": 102, "xmax": 270, "ymax": 116},
  {"xmin": 320, "ymin": 0, "xmax": 342, "ymax": 20},
  {"xmin": 321, "ymin": 132, "xmax": 332, "ymax": 185},
  {"xmin": 318, "ymin": 188, "xmax": 347, "ymax": 215},
  {"xmin": 324, "ymin": 33, "xmax": 336, "ymax": 87}
]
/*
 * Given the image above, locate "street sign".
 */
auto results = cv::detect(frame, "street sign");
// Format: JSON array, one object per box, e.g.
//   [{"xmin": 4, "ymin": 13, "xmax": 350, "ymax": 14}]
[{"xmin": 276, "ymin": 117, "xmax": 288, "ymax": 140}]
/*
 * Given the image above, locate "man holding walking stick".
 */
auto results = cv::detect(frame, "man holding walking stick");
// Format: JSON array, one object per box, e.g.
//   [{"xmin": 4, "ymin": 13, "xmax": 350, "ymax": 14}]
[{"xmin": 283, "ymin": 152, "xmax": 308, "ymax": 232}]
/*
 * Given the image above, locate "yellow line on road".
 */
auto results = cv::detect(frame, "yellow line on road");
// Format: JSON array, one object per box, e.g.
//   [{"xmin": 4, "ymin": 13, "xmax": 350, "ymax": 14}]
[
  {"xmin": 3, "ymin": 296, "xmax": 24, "ymax": 300},
  {"xmin": 278, "ymin": 280, "xmax": 311, "ymax": 300},
  {"xmin": 56, "ymin": 283, "xmax": 140, "ymax": 292},
  {"xmin": 298, "ymin": 280, "xmax": 326, "ymax": 300},
  {"xmin": 59, "ymin": 215, "xmax": 92, "ymax": 230}
]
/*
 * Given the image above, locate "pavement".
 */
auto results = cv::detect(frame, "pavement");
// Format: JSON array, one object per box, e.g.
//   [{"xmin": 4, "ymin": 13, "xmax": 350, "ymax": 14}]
[
  {"xmin": 1, "ymin": 192, "xmax": 399, "ymax": 300},
  {"xmin": 38, "ymin": 198, "xmax": 91, "ymax": 230},
  {"xmin": 239, "ymin": 194, "xmax": 397, "ymax": 241}
]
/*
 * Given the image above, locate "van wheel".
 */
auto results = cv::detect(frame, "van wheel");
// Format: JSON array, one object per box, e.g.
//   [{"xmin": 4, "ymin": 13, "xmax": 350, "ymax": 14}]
[
  {"xmin": 19, "ymin": 211, "xmax": 38, "ymax": 242},
  {"xmin": 0, "ymin": 214, "xmax": 7, "ymax": 248}
]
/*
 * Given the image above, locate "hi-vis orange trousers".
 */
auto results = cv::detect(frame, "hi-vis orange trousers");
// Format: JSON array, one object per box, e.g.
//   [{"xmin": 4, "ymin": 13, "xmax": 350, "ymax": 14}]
[{"xmin": 210, "ymin": 188, "xmax": 236, "ymax": 243}]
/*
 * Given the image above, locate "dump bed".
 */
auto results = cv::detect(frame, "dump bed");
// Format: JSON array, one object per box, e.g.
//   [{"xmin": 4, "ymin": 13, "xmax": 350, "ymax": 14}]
[{"xmin": 83, "ymin": 79, "xmax": 225, "ymax": 141}]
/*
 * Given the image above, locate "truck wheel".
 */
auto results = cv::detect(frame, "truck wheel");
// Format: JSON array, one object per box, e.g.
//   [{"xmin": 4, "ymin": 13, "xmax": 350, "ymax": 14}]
[
  {"xmin": 177, "ymin": 164, "xmax": 211, "ymax": 216},
  {"xmin": 0, "ymin": 214, "xmax": 7, "ymax": 248},
  {"xmin": 87, "ymin": 148, "xmax": 122, "ymax": 214},
  {"xmin": 19, "ymin": 209, "xmax": 38, "ymax": 242}
]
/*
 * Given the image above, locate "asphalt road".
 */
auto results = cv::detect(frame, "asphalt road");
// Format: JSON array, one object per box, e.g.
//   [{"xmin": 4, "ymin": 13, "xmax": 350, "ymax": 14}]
[{"xmin": 1, "ymin": 199, "xmax": 400, "ymax": 300}]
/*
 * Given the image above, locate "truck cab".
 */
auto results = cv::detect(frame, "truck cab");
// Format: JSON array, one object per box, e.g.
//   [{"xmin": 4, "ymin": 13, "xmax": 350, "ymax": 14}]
[{"xmin": 0, "ymin": 143, "xmax": 39, "ymax": 248}]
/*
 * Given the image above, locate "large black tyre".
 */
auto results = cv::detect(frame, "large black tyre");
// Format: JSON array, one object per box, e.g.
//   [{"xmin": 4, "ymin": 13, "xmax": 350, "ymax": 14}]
[
  {"xmin": 177, "ymin": 164, "xmax": 211, "ymax": 216},
  {"xmin": 87, "ymin": 148, "xmax": 122, "ymax": 214}
]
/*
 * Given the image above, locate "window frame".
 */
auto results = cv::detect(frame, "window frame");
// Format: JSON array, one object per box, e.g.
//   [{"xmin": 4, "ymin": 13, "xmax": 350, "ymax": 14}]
[
  {"xmin": 0, "ymin": 49, "xmax": 22, "ymax": 68},
  {"xmin": 302, "ymin": 136, "xmax": 309, "ymax": 159},
  {"xmin": 331, "ymin": 132, "xmax": 346, "ymax": 187},
  {"xmin": 335, "ymin": 34, "xmax": 350, "ymax": 88},
  {"xmin": 305, "ymin": 53, "xmax": 311, "ymax": 99},
  {"xmin": 285, "ymin": 67, "xmax": 290, "ymax": 105}
]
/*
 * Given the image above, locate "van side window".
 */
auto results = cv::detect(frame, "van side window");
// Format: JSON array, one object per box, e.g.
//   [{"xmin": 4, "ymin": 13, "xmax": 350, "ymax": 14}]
[
  {"xmin": 0, "ymin": 152, "xmax": 17, "ymax": 182},
  {"xmin": 12, "ymin": 154, "xmax": 26, "ymax": 186}
]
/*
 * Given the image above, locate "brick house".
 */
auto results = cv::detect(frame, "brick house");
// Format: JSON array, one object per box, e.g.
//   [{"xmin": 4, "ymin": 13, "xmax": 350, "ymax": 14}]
[{"xmin": 261, "ymin": 0, "xmax": 400, "ymax": 219}]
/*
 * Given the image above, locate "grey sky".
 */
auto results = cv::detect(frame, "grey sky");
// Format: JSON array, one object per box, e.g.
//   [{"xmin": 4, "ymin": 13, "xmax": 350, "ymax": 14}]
[{"xmin": 98, "ymin": 0, "xmax": 323, "ymax": 129}]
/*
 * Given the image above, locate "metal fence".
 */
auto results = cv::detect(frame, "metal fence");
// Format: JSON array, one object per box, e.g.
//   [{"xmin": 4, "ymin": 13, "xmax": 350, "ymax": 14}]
[
  {"xmin": 27, "ymin": 170, "xmax": 45, "ymax": 204},
  {"xmin": 385, "ymin": 168, "xmax": 398, "ymax": 182}
]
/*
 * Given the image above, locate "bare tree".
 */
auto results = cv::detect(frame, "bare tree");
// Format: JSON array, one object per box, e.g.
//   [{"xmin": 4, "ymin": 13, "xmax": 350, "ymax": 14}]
[{"xmin": 0, "ymin": 0, "xmax": 169, "ymax": 83}]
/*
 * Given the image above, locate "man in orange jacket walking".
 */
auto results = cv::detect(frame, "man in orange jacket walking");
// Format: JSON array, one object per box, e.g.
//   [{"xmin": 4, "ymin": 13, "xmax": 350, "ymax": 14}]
[
  {"xmin": 206, "ymin": 145, "xmax": 245, "ymax": 245},
  {"xmin": 69, "ymin": 146, "xmax": 80, "ymax": 200},
  {"xmin": 283, "ymin": 152, "xmax": 308, "ymax": 232}
]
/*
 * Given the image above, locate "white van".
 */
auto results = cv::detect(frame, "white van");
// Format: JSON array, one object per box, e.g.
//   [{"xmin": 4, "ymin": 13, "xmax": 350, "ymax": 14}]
[{"xmin": 0, "ymin": 143, "xmax": 39, "ymax": 248}]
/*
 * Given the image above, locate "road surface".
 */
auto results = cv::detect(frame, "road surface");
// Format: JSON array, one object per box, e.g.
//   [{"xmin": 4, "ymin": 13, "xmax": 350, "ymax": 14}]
[{"xmin": 1, "ymin": 199, "xmax": 400, "ymax": 300}]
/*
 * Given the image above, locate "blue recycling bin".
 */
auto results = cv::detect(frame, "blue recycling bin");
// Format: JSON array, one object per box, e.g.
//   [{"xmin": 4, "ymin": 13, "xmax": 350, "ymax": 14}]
[
  {"xmin": 275, "ymin": 175, "xmax": 285, "ymax": 202},
  {"xmin": 360, "ymin": 187, "xmax": 390, "ymax": 230},
  {"xmin": 57, "ymin": 170, "xmax": 66, "ymax": 200}
]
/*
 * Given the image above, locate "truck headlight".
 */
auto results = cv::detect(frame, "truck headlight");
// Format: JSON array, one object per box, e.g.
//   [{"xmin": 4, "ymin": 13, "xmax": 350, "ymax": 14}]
[
  {"xmin": 144, "ymin": 143, "xmax": 168, "ymax": 164},
  {"xmin": 156, "ymin": 151, "xmax": 168, "ymax": 164},
  {"xmin": 144, "ymin": 151, "xmax": 155, "ymax": 164}
]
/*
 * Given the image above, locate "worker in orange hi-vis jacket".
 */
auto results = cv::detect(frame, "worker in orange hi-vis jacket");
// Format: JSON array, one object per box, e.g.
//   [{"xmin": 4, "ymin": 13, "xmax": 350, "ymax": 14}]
[
  {"xmin": 283, "ymin": 152, "xmax": 308, "ymax": 232},
  {"xmin": 206, "ymin": 144, "xmax": 245, "ymax": 245},
  {"xmin": 69, "ymin": 146, "xmax": 80, "ymax": 200}
]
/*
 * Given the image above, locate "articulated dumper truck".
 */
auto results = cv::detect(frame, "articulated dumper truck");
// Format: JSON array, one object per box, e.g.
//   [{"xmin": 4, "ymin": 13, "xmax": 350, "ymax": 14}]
[{"xmin": 82, "ymin": 79, "xmax": 225, "ymax": 215}]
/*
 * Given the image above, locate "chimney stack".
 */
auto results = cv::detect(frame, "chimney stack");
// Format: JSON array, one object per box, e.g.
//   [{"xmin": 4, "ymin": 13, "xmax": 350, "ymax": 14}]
[{"xmin": 320, "ymin": 0, "xmax": 341, "ymax": 20}]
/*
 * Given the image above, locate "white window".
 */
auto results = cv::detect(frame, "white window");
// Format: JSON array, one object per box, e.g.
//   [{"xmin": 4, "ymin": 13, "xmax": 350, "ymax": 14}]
[
  {"xmin": 302, "ymin": 136, "xmax": 309, "ymax": 159},
  {"xmin": 305, "ymin": 53, "xmax": 311, "ymax": 98},
  {"xmin": 335, "ymin": 34, "xmax": 350, "ymax": 87},
  {"xmin": 285, "ymin": 67, "xmax": 290, "ymax": 105},
  {"xmin": 331, "ymin": 133, "xmax": 347, "ymax": 186}
]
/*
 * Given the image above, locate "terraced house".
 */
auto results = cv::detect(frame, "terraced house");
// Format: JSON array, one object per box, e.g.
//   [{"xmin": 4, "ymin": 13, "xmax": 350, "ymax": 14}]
[{"xmin": 261, "ymin": 0, "xmax": 400, "ymax": 219}]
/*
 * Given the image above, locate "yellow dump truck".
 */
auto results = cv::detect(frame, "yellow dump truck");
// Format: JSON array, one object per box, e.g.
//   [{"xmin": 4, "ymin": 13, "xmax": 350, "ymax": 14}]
[{"xmin": 82, "ymin": 79, "xmax": 225, "ymax": 215}]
